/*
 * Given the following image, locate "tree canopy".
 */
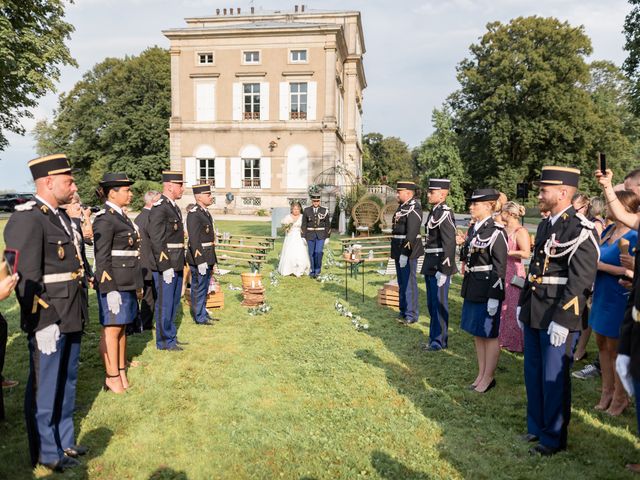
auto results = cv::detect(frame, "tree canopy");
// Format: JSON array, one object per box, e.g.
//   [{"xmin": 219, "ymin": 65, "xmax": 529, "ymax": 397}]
[
  {"xmin": 33, "ymin": 46, "xmax": 171, "ymax": 203},
  {"xmin": 0, "ymin": 0, "xmax": 76, "ymax": 151},
  {"xmin": 362, "ymin": 133, "xmax": 415, "ymax": 186}
]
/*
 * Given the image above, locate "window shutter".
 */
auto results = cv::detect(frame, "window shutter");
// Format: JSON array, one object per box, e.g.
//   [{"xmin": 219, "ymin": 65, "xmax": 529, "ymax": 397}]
[
  {"xmin": 260, "ymin": 82, "xmax": 270, "ymax": 121},
  {"xmin": 232, "ymin": 83, "xmax": 242, "ymax": 121},
  {"xmin": 196, "ymin": 83, "xmax": 215, "ymax": 122},
  {"xmin": 260, "ymin": 157, "xmax": 271, "ymax": 189},
  {"xmin": 230, "ymin": 157, "xmax": 242, "ymax": 188},
  {"xmin": 215, "ymin": 157, "xmax": 226, "ymax": 188},
  {"xmin": 184, "ymin": 157, "xmax": 197, "ymax": 185},
  {"xmin": 279, "ymin": 82, "xmax": 289, "ymax": 120},
  {"xmin": 307, "ymin": 81, "xmax": 317, "ymax": 121}
]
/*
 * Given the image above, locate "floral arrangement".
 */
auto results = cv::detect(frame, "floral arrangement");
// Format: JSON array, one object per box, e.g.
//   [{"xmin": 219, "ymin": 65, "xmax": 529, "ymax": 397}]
[
  {"xmin": 269, "ymin": 271, "xmax": 281, "ymax": 287},
  {"xmin": 248, "ymin": 302, "xmax": 272, "ymax": 316},
  {"xmin": 323, "ymin": 248, "xmax": 344, "ymax": 269},
  {"xmin": 317, "ymin": 273, "xmax": 339, "ymax": 283},
  {"xmin": 227, "ymin": 283, "xmax": 243, "ymax": 291},
  {"xmin": 334, "ymin": 299, "xmax": 369, "ymax": 331}
]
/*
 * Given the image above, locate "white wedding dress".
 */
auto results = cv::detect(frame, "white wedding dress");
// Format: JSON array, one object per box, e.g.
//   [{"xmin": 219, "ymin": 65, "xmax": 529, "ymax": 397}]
[{"xmin": 278, "ymin": 214, "xmax": 311, "ymax": 277}]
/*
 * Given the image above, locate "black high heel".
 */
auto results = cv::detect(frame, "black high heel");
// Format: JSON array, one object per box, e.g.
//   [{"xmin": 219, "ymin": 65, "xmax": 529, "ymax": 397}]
[{"xmin": 474, "ymin": 379, "xmax": 496, "ymax": 394}]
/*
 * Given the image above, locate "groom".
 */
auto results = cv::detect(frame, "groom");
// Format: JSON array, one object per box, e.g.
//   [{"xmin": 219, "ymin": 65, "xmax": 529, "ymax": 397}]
[{"xmin": 301, "ymin": 194, "xmax": 331, "ymax": 278}]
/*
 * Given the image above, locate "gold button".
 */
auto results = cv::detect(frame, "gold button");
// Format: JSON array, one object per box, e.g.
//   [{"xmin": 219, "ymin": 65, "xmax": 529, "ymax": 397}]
[
  {"xmin": 122, "ymin": 264, "xmax": 126, "ymax": 267},
  {"xmin": 532, "ymin": 286, "xmax": 536, "ymax": 291},
  {"xmin": 535, "ymin": 262, "xmax": 540, "ymax": 266}
]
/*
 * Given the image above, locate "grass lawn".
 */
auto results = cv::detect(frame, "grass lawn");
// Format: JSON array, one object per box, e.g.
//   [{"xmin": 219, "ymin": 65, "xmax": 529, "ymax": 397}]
[{"xmin": 0, "ymin": 219, "xmax": 638, "ymax": 479}]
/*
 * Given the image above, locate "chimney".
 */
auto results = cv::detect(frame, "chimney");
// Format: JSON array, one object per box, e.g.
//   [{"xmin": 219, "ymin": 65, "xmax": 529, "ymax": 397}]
[
  {"xmin": 251, "ymin": 6, "xmax": 255, "ymax": 13},
  {"xmin": 301, "ymin": 4, "xmax": 305, "ymax": 12},
  {"xmin": 238, "ymin": 7, "xmax": 241, "ymax": 14},
  {"xmin": 231, "ymin": 7, "xmax": 235, "ymax": 14},
  {"xmin": 223, "ymin": 8, "xmax": 227, "ymax": 15},
  {"xmin": 295, "ymin": 5, "xmax": 299, "ymax": 12},
  {"xmin": 216, "ymin": 8, "xmax": 220, "ymax": 14}
]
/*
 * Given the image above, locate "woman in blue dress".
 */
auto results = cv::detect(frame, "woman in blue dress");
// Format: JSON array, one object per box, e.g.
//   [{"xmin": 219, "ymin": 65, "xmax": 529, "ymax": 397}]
[
  {"xmin": 589, "ymin": 190, "xmax": 639, "ymax": 415},
  {"xmin": 460, "ymin": 189, "xmax": 508, "ymax": 393},
  {"xmin": 93, "ymin": 173, "xmax": 142, "ymax": 394}
]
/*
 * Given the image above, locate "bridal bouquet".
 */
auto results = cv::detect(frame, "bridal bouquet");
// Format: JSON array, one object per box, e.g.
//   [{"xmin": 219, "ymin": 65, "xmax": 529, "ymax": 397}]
[{"xmin": 280, "ymin": 215, "xmax": 294, "ymax": 234}]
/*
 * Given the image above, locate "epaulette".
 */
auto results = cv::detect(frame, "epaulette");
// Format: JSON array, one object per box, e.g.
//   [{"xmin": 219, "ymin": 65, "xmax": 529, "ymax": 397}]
[
  {"xmin": 441, "ymin": 204, "xmax": 451, "ymax": 211},
  {"xmin": 494, "ymin": 221, "xmax": 505, "ymax": 229},
  {"xmin": 408, "ymin": 198, "xmax": 416, "ymax": 205},
  {"xmin": 189, "ymin": 206, "xmax": 198, "ymax": 213},
  {"xmin": 94, "ymin": 209, "xmax": 106, "ymax": 217},
  {"xmin": 153, "ymin": 198, "xmax": 164, "ymax": 206},
  {"xmin": 109, "ymin": 208, "xmax": 115, "ymax": 214},
  {"xmin": 14, "ymin": 201, "xmax": 36, "ymax": 212},
  {"xmin": 576, "ymin": 212, "xmax": 595, "ymax": 229}
]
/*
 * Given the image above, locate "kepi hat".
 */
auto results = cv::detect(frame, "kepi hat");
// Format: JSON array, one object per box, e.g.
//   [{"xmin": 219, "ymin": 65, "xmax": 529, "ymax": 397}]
[
  {"xmin": 429, "ymin": 179, "xmax": 451, "ymax": 190},
  {"xmin": 28, "ymin": 154, "xmax": 72, "ymax": 180},
  {"xmin": 396, "ymin": 181, "xmax": 417, "ymax": 191},
  {"xmin": 534, "ymin": 166, "xmax": 580, "ymax": 188},
  {"xmin": 99, "ymin": 172, "xmax": 134, "ymax": 188},
  {"xmin": 162, "ymin": 170, "xmax": 184, "ymax": 183},
  {"xmin": 192, "ymin": 183, "xmax": 211, "ymax": 195},
  {"xmin": 468, "ymin": 188, "xmax": 500, "ymax": 202}
]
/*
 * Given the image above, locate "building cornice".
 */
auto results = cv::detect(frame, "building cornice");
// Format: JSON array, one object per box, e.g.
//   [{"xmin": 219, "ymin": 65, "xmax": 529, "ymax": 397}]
[{"xmin": 163, "ymin": 23, "xmax": 342, "ymax": 41}]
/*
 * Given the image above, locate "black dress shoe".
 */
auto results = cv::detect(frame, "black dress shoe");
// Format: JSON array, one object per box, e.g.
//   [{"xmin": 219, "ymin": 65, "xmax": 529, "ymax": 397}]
[
  {"xmin": 64, "ymin": 444, "xmax": 89, "ymax": 458},
  {"xmin": 403, "ymin": 319, "xmax": 418, "ymax": 326},
  {"xmin": 474, "ymin": 378, "xmax": 496, "ymax": 393},
  {"xmin": 41, "ymin": 455, "xmax": 81, "ymax": 472},
  {"xmin": 196, "ymin": 320, "xmax": 213, "ymax": 326},
  {"xmin": 529, "ymin": 443, "xmax": 562, "ymax": 457},
  {"xmin": 521, "ymin": 433, "xmax": 539, "ymax": 443}
]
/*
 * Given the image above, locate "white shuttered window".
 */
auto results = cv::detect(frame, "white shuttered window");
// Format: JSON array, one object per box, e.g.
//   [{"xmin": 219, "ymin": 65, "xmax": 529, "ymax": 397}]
[{"xmin": 195, "ymin": 83, "xmax": 215, "ymax": 122}]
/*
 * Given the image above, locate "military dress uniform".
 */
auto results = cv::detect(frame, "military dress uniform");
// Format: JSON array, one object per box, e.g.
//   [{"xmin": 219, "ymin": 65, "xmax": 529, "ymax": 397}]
[
  {"xmin": 391, "ymin": 182, "xmax": 425, "ymax": 324},
  {"xmin": 518, "ymin": 167, "xmax": 599, "ymax": 455},
  {"xmin": 421, "ymin": 179, "xmax": 458, "ymax": 350},
  {"xmin": 460, "ymin": 189, "xmax": 508, "ymax": 338},
  {"xmin": 186, "ymin": 184, "xmax": 218, "ymax": 325},
  {"xmin": 4, "ymin": 154, "xmax": 89, "ymax": 469},
  {"xmin": 134, "ymin": 205, "xmax": 156, "ymax": 330},
  {"xmin": 148, "ymin": 171, "xmax": 186, "ymax": 350},
  {"xmin": 301, "ymin": 194, "xmax": 331, "ymax": 278},
  {"xmin": 93, "ymin": 174, "xmax": 142, "ymax": 328}
]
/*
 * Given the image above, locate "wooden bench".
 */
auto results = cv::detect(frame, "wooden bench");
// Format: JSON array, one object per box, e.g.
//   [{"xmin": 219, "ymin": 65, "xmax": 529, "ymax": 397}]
[
  {"xmin": 217, "ymin": 234, "xmax": 275, "ymax": 250},
  {"xmin": 215, "ymin": 243, "xmax": 269, "ymax": 255}
]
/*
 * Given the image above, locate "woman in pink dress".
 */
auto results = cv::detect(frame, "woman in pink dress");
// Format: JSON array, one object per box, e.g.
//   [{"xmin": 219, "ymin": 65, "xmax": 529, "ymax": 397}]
[{"xmin": 498, "ymin": 201, "xmax": 531, "ymax": 352}]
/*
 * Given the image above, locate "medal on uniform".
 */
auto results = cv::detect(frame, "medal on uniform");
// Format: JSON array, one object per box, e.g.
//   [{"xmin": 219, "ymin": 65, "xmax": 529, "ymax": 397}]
[
  {"xmin": 206, "ymin": 225, "xmax": 210, "ymax": 233},
  {"xmin": 57, "ymin": 242, "xmax": 65, "ymax": 260},
  {"xmin": 174, "ymin": 223, "xmax": 178, "ymax": 231},
  {"xmin": 128, "ymin": 236, "xmax": 134, "ymax": 246}
]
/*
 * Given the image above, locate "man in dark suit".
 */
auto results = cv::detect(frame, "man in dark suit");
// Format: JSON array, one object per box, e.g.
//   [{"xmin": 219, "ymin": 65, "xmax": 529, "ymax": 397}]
[
  {"xmin": 186, "ymin": 183, "xmax": 217, "ymax": 325},
  {"xmin": 4, "ymin": 154, "xmax": 90, "ymax": 472},
  {"xmin": 134, "ymin": 190, "xmax": 160, "ymax": 331},
  {"xmin": 391, "ymin": 181, "xmax": 425, "ymax": 325},
  {"xmin": 148, "ymin": 171, "xmax": 186, "ymax": 351},
  {"xmin": 518, "ymin": 166, "xmax": 599, "ymax": 456},
  {"xmin": 301, "ymin": 193, "xmax": 331, "ymax": 278},
  {"xmin": 421, "ymin": 179, "xmax": 458, "ymax": 350}
]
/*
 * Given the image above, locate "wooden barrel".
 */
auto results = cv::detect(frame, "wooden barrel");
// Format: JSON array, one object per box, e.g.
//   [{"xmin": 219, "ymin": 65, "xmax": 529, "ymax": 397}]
[{"xmin": 241, "ymin": 272, "xmax": 263, "ymax": 289}]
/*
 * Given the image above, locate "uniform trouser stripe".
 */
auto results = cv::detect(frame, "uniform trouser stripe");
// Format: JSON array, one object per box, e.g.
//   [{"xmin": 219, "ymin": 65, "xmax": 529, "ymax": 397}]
[
  {"xmin": 25, "ymin": 332, "xmax": 81, "ymax": 465},
  {"xmin": 153, "ymin": 271, "xmax": 183, "ymax": 349},
  {"xmin": 425, "ymin": 274, "xmax": 450, "ymax": 348},
  {"xmin": 396, "ymin": 258, "xmax": 419, "ymax": 321},
  {"xmin": 189, "ymin": 265, "xmax": 211, "ymax": 324},
  {"xmin": 523, "ymin": 324, "xmax": 577, "ymax": 449}
]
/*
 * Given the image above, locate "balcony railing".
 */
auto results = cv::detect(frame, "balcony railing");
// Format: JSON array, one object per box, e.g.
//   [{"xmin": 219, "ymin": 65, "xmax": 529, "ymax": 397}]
[
  {"xmin": 290, "ymin": 111, "xmax": 307, "ymax": 120},
  {"xmin": 367, "ymin": 185, "xmax": 395, "ymax": 199},
  {"xmin": 243, "ymin": 178, "xmax": 261, "ymax": 188},
  {"xmin": 196, "ymin": 178, "xmax": 215, "ymax": 187},
  {"xmin": 243, "ymin": 111, "xmax": 260, "ymax": 120}
]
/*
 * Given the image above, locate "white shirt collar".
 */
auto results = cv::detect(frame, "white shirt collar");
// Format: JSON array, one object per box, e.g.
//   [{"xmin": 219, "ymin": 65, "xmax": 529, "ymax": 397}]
[
  {"xmin": 549, "ymin": 205, "xmax": 572, "ymax": 226},
  {"xmin": 35, "ymin": 195, "xmax": 58, "ymax": 214},
  {"xmin": 474, "ymin": 215, "xmax": 491, "ymax": 232},
  {"xmin": 164, "ymin": 195, "xmax": 176, "ymax": 207},
  {"xmin": 105, "ymin": 201, "xmax": 123, "ymax": 216}
]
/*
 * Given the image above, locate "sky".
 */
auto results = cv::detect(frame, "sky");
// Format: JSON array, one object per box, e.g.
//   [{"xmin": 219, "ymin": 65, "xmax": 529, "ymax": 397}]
[{"xmin": 0, "ymin": 0, "xmax": 633, "ymax": 190}]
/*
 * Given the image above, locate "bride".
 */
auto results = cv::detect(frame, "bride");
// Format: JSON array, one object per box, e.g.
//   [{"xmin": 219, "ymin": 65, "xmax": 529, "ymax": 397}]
[{"xmin": 278, "ymin": 202, "xmax": 311, "ymax": 277}]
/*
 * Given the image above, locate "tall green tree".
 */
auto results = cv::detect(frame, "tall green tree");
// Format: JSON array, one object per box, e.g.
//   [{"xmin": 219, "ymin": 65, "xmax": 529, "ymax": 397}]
[
  {"xmin": 449, "ymin": 16, "xmax": 598, "ymax": 198},
  {"xmin": 362, "ymin": 133, "xmax": 414, "ymax": 186},
  {"xmin": 0, "ymin": 0, "xmax": 76, "ymax": 151},
  {"xmin": 33, "ymin": 46, "xmax": 171, "ymax": 203},
  {"xmin": 413, "ymin": 107, "xmax": 466, "ymax": 211},
  {"xmin": 623, "ymin": 0, "xmax": 640, "ymax": 115}
]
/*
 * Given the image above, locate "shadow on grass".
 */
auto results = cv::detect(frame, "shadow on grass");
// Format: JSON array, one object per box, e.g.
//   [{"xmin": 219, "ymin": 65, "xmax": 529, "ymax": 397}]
[
  {"xmin": 319, "ymin": 269, "xmax": 640, "ymax": 478},
  {"xmin": 371, "ymin": 450, "xmax": 432, "ymax": 479},
  {"xmin": 148, "ymin": 466, "xmax": 189, "ymax": 479}
]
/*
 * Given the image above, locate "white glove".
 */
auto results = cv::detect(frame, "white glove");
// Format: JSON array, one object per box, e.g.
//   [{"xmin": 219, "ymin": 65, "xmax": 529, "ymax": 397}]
[
  {"xmin": 435, "ymin": 272, "xmax": 448, "ymax": 287},
  {"xmin": 197, "ymin": 262, "xmax": 208, "ymax": 276},
  {"xmin": 35, "ymin": 324, "xmax": 60, "ymax": 355},
  {"xmin": 487, "ymin": 298, "xmax": 499, "ymax": 317},
  {"xmin": 163, "ymin": 268, "xmax": 175, "ymax": 284},
  {"xmin": 633, "ymin": 306, "xmax": 640, "ymax": 322},
  {"xmin": 547, "ymin": 321, "xmax": 569, "ymax": 347},
  {"xmin": 516, "ymin": 306, "xmax": 524, "ymax": 330},
  {"xmin": 616, "ymin": 354, "xmax": 635, "ymax": 397},
  {"xmin": 399, "ymin": 255, "xmax": 408, "ymax": 268},
  {"xmin": 324, "ymin": 237, "xmax": 330, "ymax": 246},
  {"xmin": 106, "ymin": 291, "xmax": 122, "ymax": 315}
]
